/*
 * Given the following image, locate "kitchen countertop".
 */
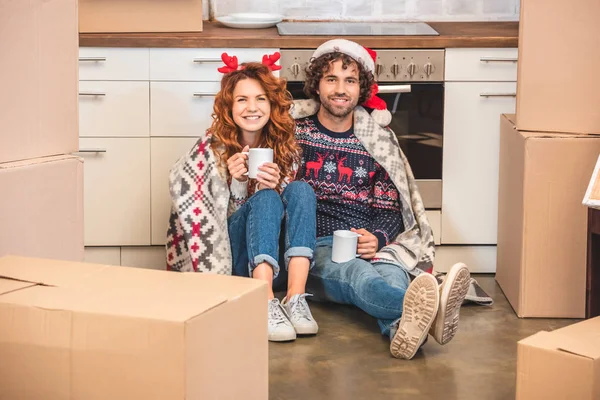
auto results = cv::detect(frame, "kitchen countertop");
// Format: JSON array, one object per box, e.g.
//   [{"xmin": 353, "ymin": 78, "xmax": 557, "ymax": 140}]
[{"xmin": 79, "ymin": 21, "xmax": 519, "ymax": 48}]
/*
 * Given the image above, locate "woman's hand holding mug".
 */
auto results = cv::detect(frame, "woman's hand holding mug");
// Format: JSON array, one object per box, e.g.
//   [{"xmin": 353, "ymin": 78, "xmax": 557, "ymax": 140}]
[{"xmin": 227, "ymin": 145, "xmax": 250, "ymax": 182}]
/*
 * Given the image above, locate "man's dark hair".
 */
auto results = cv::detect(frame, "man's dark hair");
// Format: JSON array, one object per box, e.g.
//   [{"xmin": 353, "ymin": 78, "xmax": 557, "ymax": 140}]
[{"xmin": 303, "ymin": 52, "xmax": 374, "ymax": 104}]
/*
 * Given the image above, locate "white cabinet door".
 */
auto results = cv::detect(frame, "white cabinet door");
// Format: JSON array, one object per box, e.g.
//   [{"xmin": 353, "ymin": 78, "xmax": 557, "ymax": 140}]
[
  {"xmin": 79, "ymin": 138, "xmax": 151, "ymax": 246},
  {"xmin": 79, "ymin": 48, "xmax": 150, "ymax": 81},
  {"xmin": 445, "ymin": 48, "xmax": 518, "ymax": 82},
  {"xmin": 149, "ymin": 48, "xmax": 279, "ymax": 81},
  {"xmin": 150, "ymin": 81, "xmax": 220, "ymax": 137},
  {"xmin": 442, "ymin": 81, "xmax": 517, "ymax": 244},
  {"xmin": 79, "ymin": 81, "xmax": 150, "ymax": 137},
  {"xmin": 150, "ymin": 137, "xmax": 199, "ymax": 245}
]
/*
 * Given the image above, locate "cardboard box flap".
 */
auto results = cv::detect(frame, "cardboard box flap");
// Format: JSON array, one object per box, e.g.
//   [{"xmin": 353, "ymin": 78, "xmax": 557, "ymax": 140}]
[
  {"xmin": 0, "ymin": 277, "xmax": 36, "ymax": 296},
  {"xmin": 0, "ymin": 256, "xmax": 106, "ymax": 288},
  {"xmin": 519, "ymin": 321, "xmax": 600, "ymax": 360},
  {"xmin": 556, "ymin": 334, "xmax": 600, "ymax": 360},
  {"xmin": 0, "ymin": 280, "xmax": 229, "ymax": 323}
]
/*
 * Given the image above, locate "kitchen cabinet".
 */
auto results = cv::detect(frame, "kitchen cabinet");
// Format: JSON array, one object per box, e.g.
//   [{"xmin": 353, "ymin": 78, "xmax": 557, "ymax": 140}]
[
  {"xmin": 79, "ymin": 81, "xmax": 150, "ymax": 137},
  {"xmin": 79, "ymin": 47, "xmax": 279, "ymax": 266},
  {"xmin": 442, "ymin": 48, "xmax": 517, "ymax": 252},
  {"xmin": 79, "ymin": 137, "xmax": 151, "ymax": 246}
]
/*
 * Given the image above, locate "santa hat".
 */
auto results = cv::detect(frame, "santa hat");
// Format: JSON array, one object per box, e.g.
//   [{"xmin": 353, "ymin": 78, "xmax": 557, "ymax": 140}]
[{"xmin": 312, "ymin": 39, "xmax": 392, "ymax": 127}]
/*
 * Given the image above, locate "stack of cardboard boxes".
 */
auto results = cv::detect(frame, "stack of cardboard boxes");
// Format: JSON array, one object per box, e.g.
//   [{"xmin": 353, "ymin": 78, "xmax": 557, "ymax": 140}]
[
  {"xmin": 496, "ymin": 1, "xmax": 600, "ymax": 398},
  {"xmin": 0, "ymin": 3, "xmax": 268, "ymax": 398},
  {"xmin": 496, "ymin": 0, "xmax": 600, "ymax": 319},
  {"xmin": 0, "ymin": 0, "xmax": 83, "ymax": 262}
]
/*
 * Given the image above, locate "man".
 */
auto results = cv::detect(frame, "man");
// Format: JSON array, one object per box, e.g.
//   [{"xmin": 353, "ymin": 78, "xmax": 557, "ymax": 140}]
[{"xmin": 292, "ymin": 39, "xmax": 471, "ymax": 359}]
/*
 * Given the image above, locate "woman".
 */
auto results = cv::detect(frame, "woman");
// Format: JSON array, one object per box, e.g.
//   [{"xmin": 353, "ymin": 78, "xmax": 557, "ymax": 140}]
[{"xmin": 209, "ymin": 59, "xmax": 318, "ymax": 342}]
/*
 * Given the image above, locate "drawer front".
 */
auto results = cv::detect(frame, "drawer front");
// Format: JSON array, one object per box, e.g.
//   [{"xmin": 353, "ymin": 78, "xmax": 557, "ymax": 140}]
[
  {"xmin": 442, "ymin": 82, "xmax": 517, "ymax": 245},
  {"xmin": 79, "ymin": 81, "xmax": 150, "ymax": 137},
  {"xmin": 149, "ymin": 48, "xmax": 280, "ymax": 81},
  {"xmin": 151, "ymin": 81, "xmax": 220, "ymax": 137},
  {"xmin": 434, "ymin": 245, "xmax": 497, "ymax": 274},
  {"xmin": 78, "ymin": 138, "xmax": 151, "ymax": 246},
  {"xmin": 84, "ymin": 247, "xmax": 121, "ymax": 266},
  {"xmin": 445, "ymin": 48, "xmax": 518, "ymax": 82},
  {"xmin": 121, "ymin": 246, "xmax": 167, "ymax": 270},
  {"xmin": 79, "ymin": 47, "xmax": 150, "ymax": 81},
  {"xmin": 150, "ymin": 137, "xmax": 199, "ymax": 245}
]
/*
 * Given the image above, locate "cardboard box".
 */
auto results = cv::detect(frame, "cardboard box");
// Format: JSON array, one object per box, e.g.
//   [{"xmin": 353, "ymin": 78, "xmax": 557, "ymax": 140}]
[
  {"xmin": 0, "ymin": 255, "xmax": 268, "ymax": 400},
  {"xmin": 496, "ymin": 114, "xmax": 600, "ymax": 318},
  {"xmin": 79, "ymin": 0, "xmax": 203, "ymax": 33},
  {"xmin": 516, "ymin": 317, "xmax": 600, "ymax": 400},
  {"xmin": 0, "ymin": 156, "xmax": 84, "ymax": 262},
  {"xmin": 0, "ymin": 0, "xmax": 79, "ymax": 164},
  {"xmin": 516, "ymin": 0, "xmax": 600, "ymax": 134}
]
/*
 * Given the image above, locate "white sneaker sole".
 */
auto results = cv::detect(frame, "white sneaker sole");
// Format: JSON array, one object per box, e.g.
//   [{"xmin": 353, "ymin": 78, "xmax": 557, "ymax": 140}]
[
  {"xmin": 390, "ymin": 273, "xmax": 439, "ymax": 360},
  {"xmin": 294, "ymin": 324, "xmax": 319, "ymax": 335},
  {"xmin": 431, "ymin": 263, "xmax": 471, "ymax": 345},
  {"xmin": 268, "ymin": 330, "xmax": 297, "ymax": 342}
]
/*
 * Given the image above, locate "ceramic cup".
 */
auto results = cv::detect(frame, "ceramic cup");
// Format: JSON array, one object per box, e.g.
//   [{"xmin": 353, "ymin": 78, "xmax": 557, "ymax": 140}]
[
  {"xmin": 242, "ymin": 148, "xmax": 274, "ymax": 179},
  {"xmin": 331, "ymin": 230, "xmax": 363, "ymax": 263}
]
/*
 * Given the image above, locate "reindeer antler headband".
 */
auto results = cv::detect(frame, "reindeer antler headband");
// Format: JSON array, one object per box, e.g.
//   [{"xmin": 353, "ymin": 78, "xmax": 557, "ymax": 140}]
[{"xmin": 217, "ymin": 51, "xmax": 282, "ymax": 73}]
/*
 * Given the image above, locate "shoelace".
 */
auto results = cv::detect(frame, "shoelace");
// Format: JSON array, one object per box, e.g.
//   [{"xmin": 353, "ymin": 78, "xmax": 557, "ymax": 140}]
[
  {"xmin": 289, "ymin": 294, "xmax": 314, "ymax": 321},
  {"xmin": 268, "ymin": 300, "xmax": 290, "ymax": 326}
]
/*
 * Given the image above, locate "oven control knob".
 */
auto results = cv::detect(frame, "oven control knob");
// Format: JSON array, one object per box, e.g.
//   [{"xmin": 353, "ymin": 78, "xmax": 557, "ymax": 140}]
[
  {"xmin": 407, "ymin": 62, "xmax": 417, "ymax": 76},
  {"xmin": 290, "ymin": 63, "xmax": 301, "ymax": 77},
  {"xmin": 391, "ymin": 63, "xmax": 400, "ymax": 77},
  {"xmin": 424, "ymin": 62, "xmax": 435, "ymax": 77},
  {"xmin": 375, "ymin": 63, "xmax": 384, "ymax": 76}
]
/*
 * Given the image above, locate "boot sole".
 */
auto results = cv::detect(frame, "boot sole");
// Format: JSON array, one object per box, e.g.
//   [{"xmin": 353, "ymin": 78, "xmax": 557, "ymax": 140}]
[
  {"xmin": 390, "ymin": 273, "xmax": 439, "ymax": 360},
  {"xmin": 431, "ymin": 263, "xmax": 471, "ymax": 345}
]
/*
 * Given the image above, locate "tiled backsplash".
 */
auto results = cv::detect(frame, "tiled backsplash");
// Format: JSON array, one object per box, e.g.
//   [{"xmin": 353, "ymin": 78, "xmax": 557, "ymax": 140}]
[{"xmin": 208, "ymin": 0, "xmax": 520, "ymax": 21}]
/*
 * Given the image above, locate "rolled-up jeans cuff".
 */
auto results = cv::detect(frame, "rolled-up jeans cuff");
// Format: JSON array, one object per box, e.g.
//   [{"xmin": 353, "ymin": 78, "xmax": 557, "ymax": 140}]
[
  {"xmin": 250, "ymin": 254, "xmax": 280, "ymax": 278},
  {"xmin": 284, "ymin": 247, "xmax": 314, "ymax": 270}
]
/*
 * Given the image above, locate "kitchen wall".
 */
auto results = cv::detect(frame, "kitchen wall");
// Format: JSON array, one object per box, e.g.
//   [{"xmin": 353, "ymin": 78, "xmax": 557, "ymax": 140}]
[{"xmin": 209, "ymin": 0, "xmax": 520, "ymax": 21}]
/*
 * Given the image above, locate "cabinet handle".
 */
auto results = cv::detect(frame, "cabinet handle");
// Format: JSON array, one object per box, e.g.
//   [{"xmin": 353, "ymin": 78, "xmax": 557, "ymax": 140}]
[
  {"xmin": 192, "ymin": 92, "xmax": 217, "ymax": 97},
  {"xmin": 377, "ymin": 84, "xmax": 412, "ymax": 94},
  {"xmin": 79, "ymin": 57, "xmax": 107, "ymax": 62},
  {"xmin": 480, "ymin": 57, "xmax": 518, "ymax": 63},
  {"xmin": 479, "ymin": 93, "xmax": 517, "ymax": 98},
  {"xmin": 79, "ymin": 92, "xmax": 106, "ymax": 96},
  {"xmin": 193, "ymin": 58, "xmax": 222, "ymax": 63},
  {"xmin": 76, "ymin": 148, "xmax": 107, "ymax": 153}
]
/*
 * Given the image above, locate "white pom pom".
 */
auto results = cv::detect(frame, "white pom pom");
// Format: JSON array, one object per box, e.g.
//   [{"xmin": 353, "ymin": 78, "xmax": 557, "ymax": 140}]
[{"xmin": 371, "ymin": 109, "xmax": 392, "ymax": 127}]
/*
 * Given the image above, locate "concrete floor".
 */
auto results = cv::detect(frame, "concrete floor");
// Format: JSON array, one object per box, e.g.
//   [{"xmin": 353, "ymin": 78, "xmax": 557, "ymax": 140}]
[{"xmin": 270, "ymin": 275, "xmax": 579, "ymax": 400}]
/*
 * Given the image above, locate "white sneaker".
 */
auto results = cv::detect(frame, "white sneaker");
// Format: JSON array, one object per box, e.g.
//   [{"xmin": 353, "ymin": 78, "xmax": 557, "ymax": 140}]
[
  {"xmin": 429, "ymin": 263, "xmax": 471, "ymax": 345},
  {"xmin": 390, "ymin": 273, "xmax": 440, "ymax": 360},
  {"xmin": 268, "ymin": 298, "xmax": 296, "ymax": 342},
  {"xmin": 282, "ymin": 294, "xmax": 319, "ymax": 335}
]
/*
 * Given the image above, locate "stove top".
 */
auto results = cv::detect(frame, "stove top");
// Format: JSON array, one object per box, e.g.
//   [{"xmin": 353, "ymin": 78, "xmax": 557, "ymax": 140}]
[{"xmin": 276, "ymin": 22, "xmax": 439, "ymax": 36}]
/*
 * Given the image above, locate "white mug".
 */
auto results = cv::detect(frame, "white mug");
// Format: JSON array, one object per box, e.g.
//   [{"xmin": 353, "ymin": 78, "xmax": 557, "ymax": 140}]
[
  {"xmin": 331, "ymin": 230, "xmax": 363, "ymax": 263},
  {"xmin": 242, "ymin": 148, "xmax": 274, "ymax": 179}
]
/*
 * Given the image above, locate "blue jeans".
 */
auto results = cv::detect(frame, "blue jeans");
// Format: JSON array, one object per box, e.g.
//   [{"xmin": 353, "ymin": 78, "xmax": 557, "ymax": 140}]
[
  {"xmin": 228, "ymin": 181, "xmax": 316, "ymax": 281},
  {"xmin": 306, "ymin": 236, "xmax": 411, "ymax": 337}
]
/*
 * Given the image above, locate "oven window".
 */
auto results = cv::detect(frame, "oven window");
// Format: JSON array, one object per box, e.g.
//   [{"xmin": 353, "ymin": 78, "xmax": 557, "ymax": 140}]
[
  {"xmin": 378, "ymin": 83, "xmax": 444, "ymax": 180},
  {"xmin": 285, "ymin": 82, "xmax": 444, "ymax": 180}
]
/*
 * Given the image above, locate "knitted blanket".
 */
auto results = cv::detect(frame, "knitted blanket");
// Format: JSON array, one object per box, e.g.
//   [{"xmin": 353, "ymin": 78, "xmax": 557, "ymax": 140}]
[{"xmin": 165, "ymin": 101, "xmax": 493, "ymax": 305}]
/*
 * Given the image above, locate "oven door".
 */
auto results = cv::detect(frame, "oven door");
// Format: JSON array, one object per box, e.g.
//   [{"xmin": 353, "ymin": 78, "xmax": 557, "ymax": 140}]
[{"xmin": 286, "ymin": 82, "xmax": 444, "ymax": 209}]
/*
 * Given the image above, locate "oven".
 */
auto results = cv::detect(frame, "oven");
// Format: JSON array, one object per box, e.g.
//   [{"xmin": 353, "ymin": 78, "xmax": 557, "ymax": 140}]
[{"xmin": 280, "ymin": 49, "xmax": 445, "ymax": 209}]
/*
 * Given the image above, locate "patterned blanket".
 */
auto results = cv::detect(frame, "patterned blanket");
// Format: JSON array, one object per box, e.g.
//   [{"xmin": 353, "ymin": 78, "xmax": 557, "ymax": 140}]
[{"xmin": 165, "ymin": 100, "xmax": 493, "ymax": 305}]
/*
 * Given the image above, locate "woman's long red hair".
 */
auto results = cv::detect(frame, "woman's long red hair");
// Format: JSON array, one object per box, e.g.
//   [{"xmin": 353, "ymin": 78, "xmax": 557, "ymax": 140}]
[{"xmin": 209, "ymin": 62, "xmax": 300, "ymax": 186}]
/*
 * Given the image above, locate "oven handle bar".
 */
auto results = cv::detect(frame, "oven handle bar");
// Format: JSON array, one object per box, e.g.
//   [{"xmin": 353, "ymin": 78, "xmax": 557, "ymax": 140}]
[{"xmin": 377, "ymin": 84, "xmax": 412, "ymax": 94}]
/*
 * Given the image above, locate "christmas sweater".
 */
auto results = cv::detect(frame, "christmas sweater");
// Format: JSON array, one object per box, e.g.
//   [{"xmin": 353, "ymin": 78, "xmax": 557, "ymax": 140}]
[{"xmin": 296, "ymin": 114, "xmax": 404, "ymax": 250}]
